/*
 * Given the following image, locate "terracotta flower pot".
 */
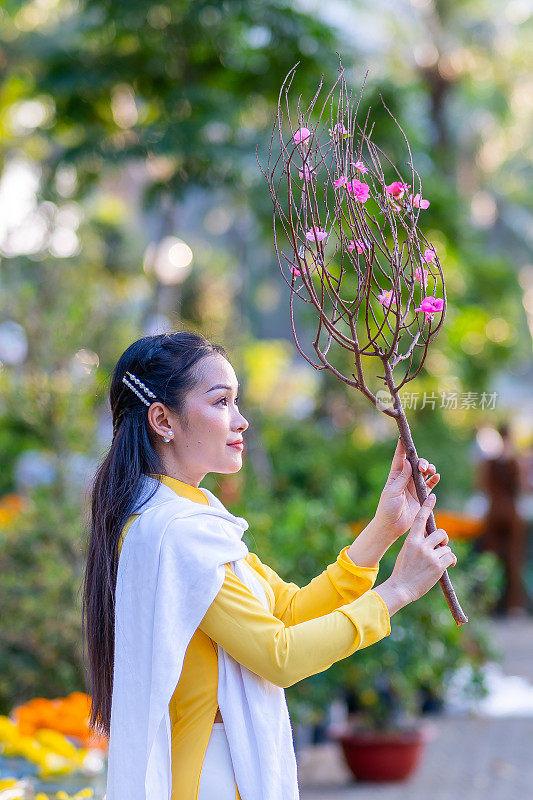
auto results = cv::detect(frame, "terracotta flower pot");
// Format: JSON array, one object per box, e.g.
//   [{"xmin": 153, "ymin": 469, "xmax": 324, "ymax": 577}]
[{"xmin": 331, "ymin": 723, "xmax": 435, "ymax": 782}]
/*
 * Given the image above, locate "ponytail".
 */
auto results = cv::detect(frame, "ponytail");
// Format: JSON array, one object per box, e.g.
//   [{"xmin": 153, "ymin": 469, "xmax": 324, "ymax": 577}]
[{"xmin": 82, "ymin": 330, "xmax": 227, "ymax": 735}]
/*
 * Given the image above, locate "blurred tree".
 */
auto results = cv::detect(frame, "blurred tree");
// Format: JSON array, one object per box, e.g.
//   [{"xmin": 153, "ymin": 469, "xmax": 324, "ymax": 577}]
[{"xmin": 1, "ymin": 0, "xmax": 338, "ymax": 200}]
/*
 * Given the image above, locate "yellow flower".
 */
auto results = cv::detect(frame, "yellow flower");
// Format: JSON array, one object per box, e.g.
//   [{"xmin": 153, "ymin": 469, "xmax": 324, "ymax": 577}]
[
  {"xmin": 0, "ymin": 715, "xmax": 20, "ymax": 743},
  {"xmin": 0, "ymin": 777, "xmax": 27, "ymax": 799},
  {"xmin": 0, "ymin": 779, "xmax": 19, "ymax": 789},
  {"xmin": 38, "ymin": 752, "xmax": 75, "ymax": 777},
  {"xmin": 35, "ymin": 729, "xmax": 79, "ymax": 760}
]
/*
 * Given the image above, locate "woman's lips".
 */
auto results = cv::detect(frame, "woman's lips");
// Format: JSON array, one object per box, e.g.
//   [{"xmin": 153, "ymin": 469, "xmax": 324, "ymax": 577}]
[{"xmin": 227, "ymin": 442, "xmax": 244, "ymax": 450}]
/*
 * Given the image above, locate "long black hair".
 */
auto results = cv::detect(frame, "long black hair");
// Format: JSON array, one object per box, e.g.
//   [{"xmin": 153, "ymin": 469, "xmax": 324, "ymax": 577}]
[{"xmin": 82, "ymin": 330, "xmax": 228, "ymax": 736}]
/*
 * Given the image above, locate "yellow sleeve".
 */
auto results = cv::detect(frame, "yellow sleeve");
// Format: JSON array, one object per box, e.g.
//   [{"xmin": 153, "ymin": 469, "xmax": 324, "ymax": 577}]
[
  {"xmin": 199, "ymin": 563, "xmax": 390, "ymax": 689},
  {"xmin": 245, "ymin": 546, "xmax": 380, "ymax": 625}
]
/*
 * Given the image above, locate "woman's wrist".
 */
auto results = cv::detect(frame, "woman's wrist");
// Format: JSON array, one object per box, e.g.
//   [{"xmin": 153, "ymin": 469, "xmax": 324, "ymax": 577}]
[
  {"xmin": 345, "ymin": 517, "xmax": 391, "ymax": 568},
  {"xmin": 372, "ymin": 578, "xmax": 410, "ymax": 617}
]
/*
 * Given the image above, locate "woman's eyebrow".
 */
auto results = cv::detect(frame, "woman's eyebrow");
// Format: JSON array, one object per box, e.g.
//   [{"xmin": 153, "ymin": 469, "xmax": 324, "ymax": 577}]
[{"xmin": 205, "ymin": 383, "xmax": 240, "ymax": 393}]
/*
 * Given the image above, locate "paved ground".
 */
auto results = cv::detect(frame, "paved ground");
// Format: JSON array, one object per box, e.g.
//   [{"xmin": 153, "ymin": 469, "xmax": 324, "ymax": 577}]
[{"xmin": 297, "ymin": 615, "xmax": 533, "ymax": 800}]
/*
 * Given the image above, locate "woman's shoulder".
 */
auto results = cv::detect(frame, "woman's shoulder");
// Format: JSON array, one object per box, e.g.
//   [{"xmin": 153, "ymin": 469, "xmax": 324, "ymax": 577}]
[
  {"xmin": 244, "ymin": 550, "xmax": 268, "ymax": 575},
  {"xmin": 199, "ymin": 487, "xmax": 226, "ymax": 510}
]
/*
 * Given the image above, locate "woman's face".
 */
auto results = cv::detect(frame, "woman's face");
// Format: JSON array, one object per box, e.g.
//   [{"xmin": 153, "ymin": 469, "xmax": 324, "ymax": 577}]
[{"xmin": 150, "ymin": 353, "xmax": 249, "ymax": 487}]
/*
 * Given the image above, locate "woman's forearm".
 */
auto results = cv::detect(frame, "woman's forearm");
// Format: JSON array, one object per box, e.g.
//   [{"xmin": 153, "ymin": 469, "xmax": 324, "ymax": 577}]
[{"xmin": 346, "ymin": 518, "xmax": 391, "ymax": 568}]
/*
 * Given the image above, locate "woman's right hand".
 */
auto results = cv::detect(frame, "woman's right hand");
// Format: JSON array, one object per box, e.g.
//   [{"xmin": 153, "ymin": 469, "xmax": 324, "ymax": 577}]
[{"xmin": 374, "ymin": 493, "xmax": 457, "ymax": 614}]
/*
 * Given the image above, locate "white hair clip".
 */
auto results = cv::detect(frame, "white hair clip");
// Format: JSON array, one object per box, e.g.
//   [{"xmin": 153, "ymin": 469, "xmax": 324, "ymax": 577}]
[{"xmin": 122, "ymin": 371, "xmax": 157, "ymax": 406}]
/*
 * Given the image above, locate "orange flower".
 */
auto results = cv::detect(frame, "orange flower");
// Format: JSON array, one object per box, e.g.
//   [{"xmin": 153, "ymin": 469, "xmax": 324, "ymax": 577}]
[
  {"xmin": 11, "ymin": 693, "xmax": 108, "ymax": 752},
  {"xmin": 434, "ymin": 511, "xmax": 482, "ymax": 540}
]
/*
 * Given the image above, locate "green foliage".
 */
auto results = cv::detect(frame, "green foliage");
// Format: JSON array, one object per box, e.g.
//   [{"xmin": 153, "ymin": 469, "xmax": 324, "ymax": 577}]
[
  {"xmin": 0, "ymin": 486, "xmax": 86, "ymax": 714},
  {"xmin": 2, "ymin": 0, "xmax": 338, "ymax": 202}
]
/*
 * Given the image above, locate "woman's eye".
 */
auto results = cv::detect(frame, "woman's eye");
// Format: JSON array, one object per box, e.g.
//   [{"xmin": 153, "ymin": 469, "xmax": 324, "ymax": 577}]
[{"xmin": 217, "ymin": 396, "xmax": 239, "ymax": 406}]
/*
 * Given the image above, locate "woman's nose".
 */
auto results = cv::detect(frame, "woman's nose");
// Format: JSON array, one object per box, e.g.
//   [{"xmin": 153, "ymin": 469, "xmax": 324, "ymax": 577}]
[{"xmin": 236, "ymin": 411, "xmax": 249, "ymax": 431}]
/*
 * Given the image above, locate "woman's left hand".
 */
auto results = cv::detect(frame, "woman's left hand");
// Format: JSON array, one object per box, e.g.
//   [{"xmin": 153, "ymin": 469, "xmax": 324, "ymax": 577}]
[{"xmin": 373, "ymin": 437, "xmax": 440, "ymax": 544}]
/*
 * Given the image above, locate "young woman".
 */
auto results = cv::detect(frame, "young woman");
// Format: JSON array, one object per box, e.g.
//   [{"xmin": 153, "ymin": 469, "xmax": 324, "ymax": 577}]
[{"xmin": 83, "ymin": 330, "xmax": 457, "ymax": 800}]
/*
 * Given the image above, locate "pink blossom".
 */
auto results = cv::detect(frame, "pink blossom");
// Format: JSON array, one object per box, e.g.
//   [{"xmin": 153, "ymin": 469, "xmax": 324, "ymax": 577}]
[
  {"xmin": 415, "ymin": 296, "xmax": 444, "ymax": 319},
  {"xmin": 377, "ymin": 289, "xmax": 396, "ymax": 307},
  {"xmin": 386, "ymin": 181, "xmax": 407, "ymax": 199},
  {"xmin": 329, "ymin": 122, "xmax": 348, "ymax": 137},
  {"xmin": 305, "ymin": 226, "xmax": 328, "ymax": 242},
  {"xmin": 298, "ymin": 166, "xmax": 314, "ymax": 181},
  {"xmin": 348, "ymin": 239, "xmax": 368, "ymax": 254},
  {"xmin": 352, "ymin": 160, "xmax": 369, "ymax": 175},
  {"xmin": 333, "ymin": 176, "xmax": 348, "ymax": 188},
  {"xmin": 346, "ymin": 179, "xmax": 370, "ymax": 203},
  {"xmin": 411, "ymin": 192, "xmax": 430, "ymax": 210},
  {"xmin": 415, "ymin": 266, "xmax": 429, "ymax": 286},
  {"xmin": 293, "ymin": 127, "xmax": 311, "ymax": 144},
  {"xmin": 423, "ymin": 248, "xmax": 436, "ymax": 263},
  {"xmin": 290, "ymin": 265, "xmax": 301, "ymax": 276}
]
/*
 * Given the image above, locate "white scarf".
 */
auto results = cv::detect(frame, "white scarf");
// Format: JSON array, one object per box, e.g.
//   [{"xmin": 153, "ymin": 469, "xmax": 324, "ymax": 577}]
[{"xmin": 106, "ymin": 474, "xmax": 299, "ymax": 800}]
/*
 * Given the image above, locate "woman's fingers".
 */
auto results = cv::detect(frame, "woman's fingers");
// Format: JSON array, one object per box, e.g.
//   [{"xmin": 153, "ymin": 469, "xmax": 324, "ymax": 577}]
[
  {"xmin": 418, "ymin": 458, "xmax": 437, "ymax": 476},
  {"xmin": 390, "ymin": 437, "xmax": 407, "ymax": 472},
  {"xmin": 409, "ymin": 494, "xmax": 436, "ymax": 538},
  {"xmin": 440, "ymin": 549, "xmax": 457, "ymax": 568},
  {"xmin": 437, "ymin": 545, "xmax": 453, "ymax": 558},
  {"xmin": 424, "ymin": 529, "xmax": 457, "ymax": 568},
  {"xmin": 416, "ymin": 458, "xmax": 439, "ymax": 490},
  {"xmin": 425, "ymin": 528, "xmax": 449, "ymax": 548}
]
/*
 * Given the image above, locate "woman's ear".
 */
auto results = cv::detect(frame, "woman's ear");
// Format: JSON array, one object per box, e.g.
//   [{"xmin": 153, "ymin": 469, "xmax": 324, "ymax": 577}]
[{"xmin": 147, "ymin": 402, "xmax": 172, "ymax": 437}]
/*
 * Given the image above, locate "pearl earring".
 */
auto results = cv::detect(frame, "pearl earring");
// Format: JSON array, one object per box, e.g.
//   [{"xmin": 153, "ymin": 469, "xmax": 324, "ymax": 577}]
[{"xmin": 162, "ymin": 431, "xmax": 174, "ymax": 443}]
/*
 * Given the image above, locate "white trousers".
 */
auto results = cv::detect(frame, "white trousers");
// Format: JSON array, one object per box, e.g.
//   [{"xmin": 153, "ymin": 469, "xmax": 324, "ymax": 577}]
[{"xmin": 198, "ymin": 722, "xmax": 237, "ymax": 800}]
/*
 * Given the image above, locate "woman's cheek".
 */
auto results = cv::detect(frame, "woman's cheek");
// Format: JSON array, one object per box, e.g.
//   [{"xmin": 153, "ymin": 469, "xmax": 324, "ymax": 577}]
[{"xmin": 203, "ymin": 407, "xmax": 226, "ymax": 431}]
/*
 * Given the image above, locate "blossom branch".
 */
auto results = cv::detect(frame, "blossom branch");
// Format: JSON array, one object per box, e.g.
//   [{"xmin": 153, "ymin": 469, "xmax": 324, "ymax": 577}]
[{"xmin": 260, "ymin": 59, "xmax": 468, "ymax": 626}]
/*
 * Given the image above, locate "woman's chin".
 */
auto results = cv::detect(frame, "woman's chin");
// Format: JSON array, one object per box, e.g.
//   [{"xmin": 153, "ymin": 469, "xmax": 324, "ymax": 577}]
[{"xmin": 213, "ymin": 456, "xmax": 243, "ymax": 474}]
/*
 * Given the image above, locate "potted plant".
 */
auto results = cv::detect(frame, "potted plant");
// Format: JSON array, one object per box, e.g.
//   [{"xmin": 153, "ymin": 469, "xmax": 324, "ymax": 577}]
[{"xmin": 322, "ymin": 535, "xmax": 502, "ymax": 781}]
